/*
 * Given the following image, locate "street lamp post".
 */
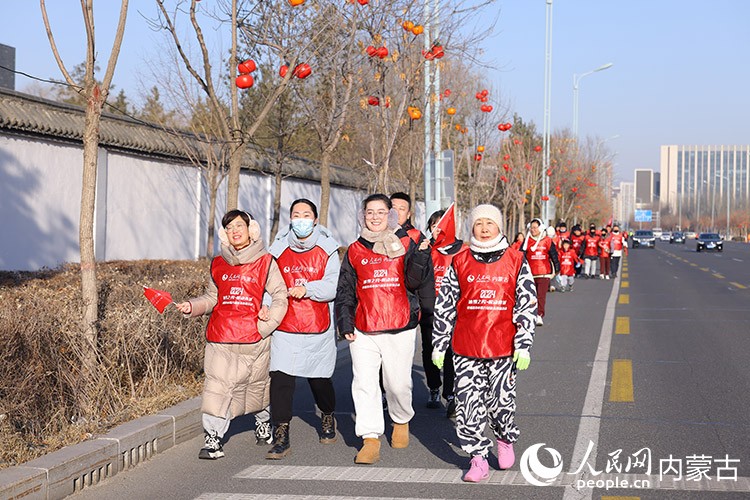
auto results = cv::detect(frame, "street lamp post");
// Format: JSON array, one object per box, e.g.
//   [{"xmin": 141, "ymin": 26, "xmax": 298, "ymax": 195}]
[
  {"xmin": 716, "ymin": 173, "xmax": 730, "ymax": 239},
  {"xmin": 541, "ymin": 0, "xmax": 553, "ymax": 224},
  {"xmin": 572, "ymin": 62, "xmax": 613, "ymax": 139}
]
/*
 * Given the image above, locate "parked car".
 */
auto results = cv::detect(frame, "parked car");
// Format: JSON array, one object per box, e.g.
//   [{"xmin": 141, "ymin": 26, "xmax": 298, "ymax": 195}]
[
  {"xmin": 685, "ymin": 231, "xmax": 697, "ymax": 239},
  {"xmin": 659, "ymin": 231, "xmax": 672, "ymax": 242},
  {"xmin": 632, "ymin": 230, "xmax": 656, "ymax": 248},
  {"xmin": 670, "ymin": 232, "xmax": 686, "ymax": 244},
  {"xmin": 696, "ymin": 233, "xmax": 723, "ymax": 252}
]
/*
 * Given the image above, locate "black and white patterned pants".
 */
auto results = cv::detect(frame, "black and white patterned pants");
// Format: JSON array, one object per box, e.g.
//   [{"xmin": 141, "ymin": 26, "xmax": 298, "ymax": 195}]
[{"xmin": 454, "ymin": 354, "xmax": 519, "ymax": 458}]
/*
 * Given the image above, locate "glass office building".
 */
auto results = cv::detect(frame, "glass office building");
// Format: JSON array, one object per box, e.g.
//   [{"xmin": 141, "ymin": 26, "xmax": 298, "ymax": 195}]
[{"xmin": 660, "ymin": 145, "xmax": 750, "ymax": 218}]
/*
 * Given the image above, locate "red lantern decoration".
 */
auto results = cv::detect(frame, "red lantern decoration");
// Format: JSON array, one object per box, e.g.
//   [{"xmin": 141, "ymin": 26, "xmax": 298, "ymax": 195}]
[
  {"xmin": 238, "ymin": 59, "xmax": 257, "ymax": 74},
  {"xmin": 475, "ymin": 92, "xmax": 483, "ymax": 100},
  {"xmin": 235, "ymin": 74, "xmax": 254, "ymax": 89},
  {"xmin": 500, "ymin": 175, "xmax": 508, "ymax": 182},
  {"xmin": 541, "ymin": 195, "xmax": 550, "ymax": 201},
  {"xmin": 533, "ymin": 145, "xmax": 542, "ymax": 152},
  {"xmin": 474, "ymin": 154, "xmax": 483, "ymax": 161},
  {"xmin": 279, "ymin": 65, "xmax": 289, "ymax": 78},
  {"xmin": 367, "ymin": 96, "xmax": 380, "ymax": 106},
  {"xmin": 503, "ymin": 154, "xmax": 510, "ymax": 160},
  {"xmin": 293, "ymin": 63, "xmax": 312, "ymax": 79},
  {"xmin": 366, "ymin": 45, "xmax": 377, "ymax": 57},
  {"xmin": 444, "ymin": 89, "xmax": 451, "ymax": 97}
]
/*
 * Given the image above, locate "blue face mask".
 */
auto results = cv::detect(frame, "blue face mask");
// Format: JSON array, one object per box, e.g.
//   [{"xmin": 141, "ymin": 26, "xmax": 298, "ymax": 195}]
[{"xmin": 291, "ymin": 218, "xmax": 315, "ymax": 238}]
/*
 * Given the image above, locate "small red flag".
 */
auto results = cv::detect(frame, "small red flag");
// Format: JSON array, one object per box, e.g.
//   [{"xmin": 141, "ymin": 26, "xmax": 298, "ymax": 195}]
[
  {"xmin": 143, "ymin": 286, "xmax": 173, "ymax": 314},
  {"xmin": 433, "ymin": 203, "xmax": 456, "ymax": 247}
]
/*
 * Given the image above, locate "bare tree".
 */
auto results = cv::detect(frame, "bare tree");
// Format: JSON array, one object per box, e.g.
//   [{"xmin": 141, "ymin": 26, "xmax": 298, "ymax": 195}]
[{"xmin": 41, "ymin": 0, "xmax": 129, "ymax": 414}]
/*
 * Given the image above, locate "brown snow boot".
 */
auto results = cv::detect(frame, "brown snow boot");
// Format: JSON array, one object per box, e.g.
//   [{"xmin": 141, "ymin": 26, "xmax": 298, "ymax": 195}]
[
  {"xmin": 391, "ymin": 422, "xmax": 409, "ymax": 449},
  {"xmin": 354, "ymin": 437, "xmax": 381, "ymax": 464}
]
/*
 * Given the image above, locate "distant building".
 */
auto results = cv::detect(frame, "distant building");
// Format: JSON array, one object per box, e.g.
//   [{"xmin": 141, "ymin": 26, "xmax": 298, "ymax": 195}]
[
  {"xmin": 660, "ymin": 145, "xmax": 750, "ymax": 220},
  {"xmin": 0, "ymin": 43, "xmax": 15, "ymax": 91},
  {"xmin": 614, "ymin": 181, "xmax": 634, "ymax": 227}
]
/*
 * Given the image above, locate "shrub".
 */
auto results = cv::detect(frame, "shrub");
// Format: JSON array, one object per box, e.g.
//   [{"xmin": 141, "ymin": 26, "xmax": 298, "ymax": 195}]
[{"xmin": 0, "ymin": 260, "xmax": 209, "ymax": 468}]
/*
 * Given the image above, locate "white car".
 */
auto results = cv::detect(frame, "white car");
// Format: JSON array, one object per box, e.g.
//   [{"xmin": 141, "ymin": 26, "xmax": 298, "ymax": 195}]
[
  {"xmin": 652, "ymin": 227, "xmax": 663, "ymax": 238},
  {"xmin": 659, "ymin": 231, "xmax": 671, "ymax": 242}
]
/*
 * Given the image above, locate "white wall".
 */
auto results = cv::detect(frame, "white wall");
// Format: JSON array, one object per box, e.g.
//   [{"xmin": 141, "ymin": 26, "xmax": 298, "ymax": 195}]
[
  {"xmin": 0, "ymin": 133, "xmax": 370, "ymax": 270},
  {"xmin": 0, "ymin": 136, "xmax": 83, "ymax": 270}
]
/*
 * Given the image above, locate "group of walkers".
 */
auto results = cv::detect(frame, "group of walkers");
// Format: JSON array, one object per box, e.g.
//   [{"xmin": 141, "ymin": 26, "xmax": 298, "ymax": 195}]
[{"xmin": 173, "ymin": 193, "xmax": 619, "ymax": 483}]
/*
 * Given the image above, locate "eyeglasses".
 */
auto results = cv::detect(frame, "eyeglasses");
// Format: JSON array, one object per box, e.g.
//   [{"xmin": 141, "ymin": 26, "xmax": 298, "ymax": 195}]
[
  {"xmin": 365, "ymin": 210, "xmax": 389, "ymax": 219},
  {"xmin": 225, "ymin": 223, "xmax": 247, "ymax": 233}
]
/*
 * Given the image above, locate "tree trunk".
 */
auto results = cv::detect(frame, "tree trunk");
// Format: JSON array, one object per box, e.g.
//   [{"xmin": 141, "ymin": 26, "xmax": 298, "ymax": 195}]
[
  {"xmin": 319, "ymin": 150, "xmax": 332, "ymax": 226},
  {"xmin": 78, "ymin": 88, "xmax": 104, "ymax": 414},
  {"xmin": 225, "ymin": 141, "xmax": 247, "ymax": 211},
  {"xmin": 270, "ymin": 161, "xmax": 283, "ymax": 240},
  {"xmin": 206, "ymin": 167, "xmax": 218, "ymax": 259}
]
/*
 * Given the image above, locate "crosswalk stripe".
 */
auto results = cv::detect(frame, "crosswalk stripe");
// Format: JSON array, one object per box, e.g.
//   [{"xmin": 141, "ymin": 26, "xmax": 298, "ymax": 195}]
[{"xmin": 229, "ymin": 466, "xmax": 750, "ymax": 493}]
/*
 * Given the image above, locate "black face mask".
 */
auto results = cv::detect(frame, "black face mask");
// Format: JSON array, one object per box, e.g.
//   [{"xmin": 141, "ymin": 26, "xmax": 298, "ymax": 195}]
[{"xmin": 613, "ymin": 230, "xmax": 619, "ymax": 234}]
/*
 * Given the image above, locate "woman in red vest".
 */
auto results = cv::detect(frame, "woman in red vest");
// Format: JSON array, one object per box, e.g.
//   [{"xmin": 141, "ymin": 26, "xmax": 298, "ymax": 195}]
[
  {"xmin": 432, "ymin": 204, "xmax": 537, "ymax": 483},
  {"xmin": 609, "ymin": 224, "xmax": 628, "ymax": 278},
  {"xmin": 265, "ymin": 199, "xmax": 341, "ymax": 459},
  {"xmin": 335, "ymin": 194, "xmax": 432, "ymax": 465},
  {"xmin": 175, "ymin": 210, "xmax": 288, "ymax": 460},
  {"xmin": 558, "ymin": 239, "xmax": 581, "ymax": 292},
  {"xmin": 598, "ymin": 228, "xmax": 612, "ymax": 279},
  {"xmin": 522, "ymin": 218, "xmax": 559, "ymax": 326}
]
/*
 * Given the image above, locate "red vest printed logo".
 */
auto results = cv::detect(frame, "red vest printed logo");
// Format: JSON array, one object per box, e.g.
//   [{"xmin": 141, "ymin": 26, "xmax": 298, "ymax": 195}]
[
  {"xmin": 584, "ymin": 235, "xmax": 600, "ymax": 256},
  {"xmin": 525, "ymin": 236, "xmax": 553, "ymax": 276},
  {"xmin": 610, "ymin": 233, "xmax": 624, "ymax": 251},
  {"xmin": 452, "ymin": 249, "xmax": 522, "ymax": 358},
  {"xmin": 348, "ymin": 241, "xmax": 410, "ymax": 333},
  {"xmin": 276, "ymin": 246, "xmax": 331, "ymax": 334},
  {"xmin": 431, "ymin": 245, "xmax": 468, "ymax": 295},
  {"xmin": 206, "ymin": 254, "xmax": 272, "ymax": 343}
]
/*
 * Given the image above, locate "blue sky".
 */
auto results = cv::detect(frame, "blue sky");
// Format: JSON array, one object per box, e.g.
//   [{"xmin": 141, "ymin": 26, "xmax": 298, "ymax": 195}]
[{"xmin": 2, "ymin": 1, "xmax": 749, "ymax": 183}]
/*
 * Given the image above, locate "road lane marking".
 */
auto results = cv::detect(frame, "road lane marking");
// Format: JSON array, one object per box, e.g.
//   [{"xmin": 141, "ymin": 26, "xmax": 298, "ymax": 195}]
[
  {"xmin": 700, "ymin": 267, "xmax": 709, "ymax": 272},
  {"xmin": 602, "ymin": 497, "xmax": 640, "ymax": 500},
  {"xmin": 622, "ymin": 272, "xmax": 629, "ymax": 278},
  {"xmin": 609, "ymin": 359, "xmax": 634, "ymax": 402},
  {"xmin": 733, "ymin": 258, "xmax": 743, "ymax": 262},
  {"xmin": 619, "ymin": 294, "xmax": 629, "ymax": 304},
  {"xmin": 713, "ymin": 273, "xmax": 725, "ymax": 279},
  {"xmin": 730, "ymin": 282, "xmax": 747, "ymax": 289},
  {"xmin": 690, "ymin": 263, "xmax": 698, "ymax": 267},
  {"xmin": 615, "ymin": 316, "xmax": 630, "ymax": 334},
  {"xmin": 562, "ymin": 272, "xmax": 622, "ymax": 500},
  {"xmin": 621, "ymin": 281, "xmax": 629, "ymax": 288}
]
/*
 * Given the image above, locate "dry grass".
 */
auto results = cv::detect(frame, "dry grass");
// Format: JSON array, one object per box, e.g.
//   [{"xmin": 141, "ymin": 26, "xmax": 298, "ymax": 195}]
[{"xmin": 0, "ymin": 260, "xmax": 210, "ymax": 468}]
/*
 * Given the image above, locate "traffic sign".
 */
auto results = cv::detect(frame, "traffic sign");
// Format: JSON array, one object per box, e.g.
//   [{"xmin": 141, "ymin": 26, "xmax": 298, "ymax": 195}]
[{"xmin": 634, "ymin": 209, "xmax": 652, "ymax": 222}]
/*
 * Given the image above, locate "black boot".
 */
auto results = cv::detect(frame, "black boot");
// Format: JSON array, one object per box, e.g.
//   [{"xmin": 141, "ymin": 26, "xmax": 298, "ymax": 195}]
[
  {"xmin": 320, "ymin": 412, "xmax": 337, "ymax": 444},
  {"xmin": 266, "ymin": 422, "xmax": 291, "ymax": 459}
]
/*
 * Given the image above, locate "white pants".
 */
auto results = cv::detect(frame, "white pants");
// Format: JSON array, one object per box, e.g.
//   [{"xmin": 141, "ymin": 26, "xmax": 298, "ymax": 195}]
[
  {"xmin": 349, "ymin": 328, "xmax": 417, "ymax": 438},
  {"xmin": 584, "ymin": 257, "xmax": 598, "ymax": 276},
  {"xmin": 559, "ymin": 275, "xmax": 574, "ymax": 288}
]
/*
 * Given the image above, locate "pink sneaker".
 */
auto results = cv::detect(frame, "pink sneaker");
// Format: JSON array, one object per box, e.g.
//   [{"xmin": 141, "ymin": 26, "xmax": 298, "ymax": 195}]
[
  {"xmin": 463, "ymin": 455, "xmax": 489, "ymax": 483},
  {"xmin": 497, "ymin": 439, "xmax": 515, "ymax": 469}
]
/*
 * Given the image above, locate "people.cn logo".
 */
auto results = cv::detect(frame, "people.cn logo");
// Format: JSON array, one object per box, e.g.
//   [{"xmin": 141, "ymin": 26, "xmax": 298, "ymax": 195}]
[
  {"xmin": 283, "ymin": 266, "xmax": 291, "ymax": 273},
  {"xmin": 361, "ymin": 258, "xmax": 368, "ymax": 265},
  {"xmin": 520, "ymin": 443, "xmax": 564, "ymax": 487},
  {"xmin": 467, "ymin": 274, "xmax": 476, "ymax": 283}
]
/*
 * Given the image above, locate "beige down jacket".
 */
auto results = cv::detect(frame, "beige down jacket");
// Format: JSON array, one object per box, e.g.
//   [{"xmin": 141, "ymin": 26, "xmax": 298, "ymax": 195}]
[{"xmin": 188, "ymin": 236, "xmax": 288, "ymax": 418}]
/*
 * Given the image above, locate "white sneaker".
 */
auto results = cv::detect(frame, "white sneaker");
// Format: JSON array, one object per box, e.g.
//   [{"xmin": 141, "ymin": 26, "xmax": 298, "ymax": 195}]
[
  {"xmin": 535, "ymin": 316, "xmax": 544, "ymax": 326},
  {"xmin": 605, "ymin": 275, "xmax": 610, "ymax": 280},
  {"xmin": 599, "ymin": 274, "xmax": 604, "ymax": 280}
]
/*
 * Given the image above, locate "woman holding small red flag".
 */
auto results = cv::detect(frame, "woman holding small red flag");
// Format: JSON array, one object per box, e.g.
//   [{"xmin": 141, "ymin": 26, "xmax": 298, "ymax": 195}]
[{"xmin": 175, "ymin": 210, "xmax": 288, "ymax": 460}]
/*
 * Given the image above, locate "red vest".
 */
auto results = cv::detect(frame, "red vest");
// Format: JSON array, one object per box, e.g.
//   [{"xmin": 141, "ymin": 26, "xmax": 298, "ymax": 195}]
[
  {"xmin": 610, "ymin": 232, "xmax": 625, "ymax": 251},
  {"xmin": 559, "ymin": 248, "xmax": 579, "ymax": 276},
  {"xmin": 553, "ymin": 230, "xmax": 570, "ymax": 248},
  {"xmin": 583, "ymin": 235, "xmax": 600, "ymax": 256},
  {"xmin": 406, "ymin": 227, "xmax": 422, "ymax": 244},
  {"xmin": 598, "ymin": 237, "xmax": 611, "ymax": 256},
  {"xmin": 431, "ymin": 244, "xmax": 468, "ymax": 295},
  {"xmin": 570, "ymin": 233, "xmax": 585, "ymax": 254},
  {"xmin": 525, "ymin": 236, "xmax": 554, "ymax": 276},
  {"xmin": 348, "ymin": 241, "xmax": 410, "ymax": 333},
  {"xmin": 205, "ymin": 253, "xmax": 272, "ymax": 344},
  {"xmin": 452, "ymin": 249, "xmax": 522, "ymax": 358},
  {"xmin": 276, "ymin": 246, "xmax": 332, "ymax": 334}
]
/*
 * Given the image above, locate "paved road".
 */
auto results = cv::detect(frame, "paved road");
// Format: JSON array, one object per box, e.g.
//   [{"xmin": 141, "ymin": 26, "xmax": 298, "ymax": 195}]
[{"xmin": 72, "ymin": 244, "xmax": 750, "ymax": 500}]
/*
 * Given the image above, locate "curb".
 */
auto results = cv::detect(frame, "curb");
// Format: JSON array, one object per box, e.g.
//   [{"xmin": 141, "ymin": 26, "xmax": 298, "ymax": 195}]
[{"xmin": 0, "ymin": 397, "xmax": 202, "ymax": 500}]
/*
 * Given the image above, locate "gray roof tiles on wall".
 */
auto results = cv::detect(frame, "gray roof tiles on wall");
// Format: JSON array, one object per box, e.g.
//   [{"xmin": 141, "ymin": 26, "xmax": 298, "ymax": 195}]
[{"xmin": 0, "ymin": 87, "xmax": 365, "ymax": 189}]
